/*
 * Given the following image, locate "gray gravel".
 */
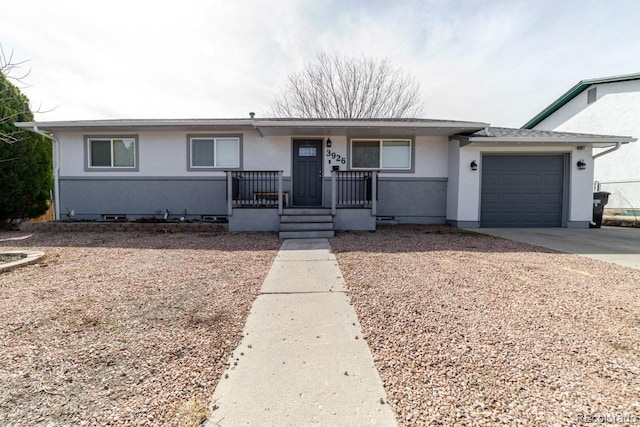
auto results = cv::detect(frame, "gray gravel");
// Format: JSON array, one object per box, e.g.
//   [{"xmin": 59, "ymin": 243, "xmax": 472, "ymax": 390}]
[
  {"xmin": 331, "ymin": 225, "xmax": 640, "ymax": 426},
  {"xmin": 0, "ymin": 231, "xmax": 280, "ymax": 426}
]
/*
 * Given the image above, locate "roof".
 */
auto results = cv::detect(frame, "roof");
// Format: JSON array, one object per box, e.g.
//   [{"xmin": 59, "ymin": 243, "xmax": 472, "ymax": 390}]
[
  {"xmin": 522, "ymin": 72, "xmax": 640, "ymax": 129},
  {"xmin": 15, "ymin": 117, "xmax": 490, "ymax": 138},
  {"xmin": 16, "ymin": 119, "xmax": 635, "ymax": 146},
  {"xmin": 459, "ymin": 127, "xmax": 636, "ymax": 147}
]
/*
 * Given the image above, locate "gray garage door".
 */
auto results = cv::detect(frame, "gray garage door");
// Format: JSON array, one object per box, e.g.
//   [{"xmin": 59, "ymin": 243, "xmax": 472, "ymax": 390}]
[{"xmin": 481, "ymin": 155, "xmax": 565, "ymax": 227}]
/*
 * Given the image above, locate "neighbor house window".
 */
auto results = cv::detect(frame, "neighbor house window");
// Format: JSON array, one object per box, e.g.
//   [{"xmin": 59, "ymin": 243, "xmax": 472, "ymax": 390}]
[
  {"xmin": 587, "ymin": 87, "xmax": 597, "ymax": 104},
  {"xmin": 188, "ymin": 135, "xmax": 241, "ymax": 170},
  {"xmin": 350, "ymin": 139, "xmax": 412, "ymax": 170},
  {"xmin": 86, "ymin": 136, "xmax": 138, "ymax": 170}
]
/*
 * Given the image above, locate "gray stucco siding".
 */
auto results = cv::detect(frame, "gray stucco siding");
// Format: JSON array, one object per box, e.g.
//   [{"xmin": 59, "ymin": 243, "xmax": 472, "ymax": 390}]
[
  {"xmin": 321, "ymin": 177, "xmax": 447, "ymax": 223},
  {"xmin": 58, "ymin": 177, "xmax": 228, "ymax": 219},
  {"xmin": 376, "ymin": 178, "xmax": 447, "ymax": 221}
]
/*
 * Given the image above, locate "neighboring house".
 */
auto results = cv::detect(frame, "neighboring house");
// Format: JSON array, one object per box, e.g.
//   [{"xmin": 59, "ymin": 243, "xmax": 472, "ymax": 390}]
[
  {"xmin": 16, "ymin": 118, "xmax": 634, "ymax": 236},
  {"xmin": 523, "ymin": 72, "xmax": 640, "ymax": 213}
]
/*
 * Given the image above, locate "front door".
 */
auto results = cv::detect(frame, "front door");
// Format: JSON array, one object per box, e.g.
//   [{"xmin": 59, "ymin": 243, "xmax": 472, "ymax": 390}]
[{"xmin": 293, "ymin": 139, "xmax": 323, "ymax": 206}]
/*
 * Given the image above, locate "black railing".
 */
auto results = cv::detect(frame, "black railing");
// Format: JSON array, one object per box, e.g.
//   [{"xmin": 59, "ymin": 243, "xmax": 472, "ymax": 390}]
[
  {"xmin": 228, "ymin": 171, "xmax": 284, "ymax": 208},
  {"xmin": 335, "ymin": 171, "xmax": 376, "ymax": 207}
]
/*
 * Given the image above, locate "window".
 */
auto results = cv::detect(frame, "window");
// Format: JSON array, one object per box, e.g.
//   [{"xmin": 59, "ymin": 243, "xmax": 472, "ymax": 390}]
[
  {"xmin": 188, "ymin": 135, "xmax": 240, "ymax": 170},
  {"xmin": 86, "ymin": 136, "xmax": 138, "ymax": 170},
  {"xmin": 350, "ymin": 139, "xmax": 412, "ymax": 170},
  {"xmin": 587, "ymin": 87, "xmax": 597, "ymax": 104}
]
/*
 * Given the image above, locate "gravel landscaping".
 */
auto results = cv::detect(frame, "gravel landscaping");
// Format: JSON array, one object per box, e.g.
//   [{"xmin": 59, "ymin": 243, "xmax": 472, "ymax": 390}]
[
  {"xmin": 0, "ymin": 231, "xmax": 280, "ymax": 426},
  {"xmin": 332, "ymin": 225, "xmax": 640, "ymax": 426}
]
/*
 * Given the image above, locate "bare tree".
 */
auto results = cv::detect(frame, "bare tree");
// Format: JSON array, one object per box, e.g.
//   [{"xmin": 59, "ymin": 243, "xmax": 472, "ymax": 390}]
[
  {"xmin": 269, "ymin": 52, "xmax": 424, "ymax": 119},
  {"xmin": 0, "ymin": 46, "xmax": 54, "ymax": 145},
  {"xmin": 0, "ymin": 45, "xmax": 32, "ymax": 85},
  {"xmin": 0, "ymin": 46, "xmax": 33, "ymax": 145}
]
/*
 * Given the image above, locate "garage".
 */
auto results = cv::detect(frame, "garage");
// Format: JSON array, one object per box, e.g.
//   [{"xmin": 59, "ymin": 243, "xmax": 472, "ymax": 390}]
[{"xmin": 481, "ymin": 154, "xmax": 566, "ymax": 227}]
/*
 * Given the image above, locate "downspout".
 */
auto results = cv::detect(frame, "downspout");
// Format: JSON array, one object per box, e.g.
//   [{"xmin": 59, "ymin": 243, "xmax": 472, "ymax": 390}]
[
  {"xmin": 31, "ymin": 126, "xmax": 60, "ymax": 220},
  {"xmin": 592, "ymin": 142, "xmax": 621, "ymax": 159},
  {"xmin": 589, "ymin": 142, "xmax": 622, "ymax": 226}
]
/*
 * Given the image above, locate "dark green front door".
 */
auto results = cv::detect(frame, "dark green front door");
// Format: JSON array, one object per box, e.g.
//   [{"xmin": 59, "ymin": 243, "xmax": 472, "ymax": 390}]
[{"xmin": 293, "ymin": 139, "xmax": 323, "ymax": 206}]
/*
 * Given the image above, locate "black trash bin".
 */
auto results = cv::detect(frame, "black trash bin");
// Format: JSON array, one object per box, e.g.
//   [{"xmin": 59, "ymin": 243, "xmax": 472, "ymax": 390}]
[{"xmin": 590, "ymin": 191, "xmax": 610, "ymax": 228}]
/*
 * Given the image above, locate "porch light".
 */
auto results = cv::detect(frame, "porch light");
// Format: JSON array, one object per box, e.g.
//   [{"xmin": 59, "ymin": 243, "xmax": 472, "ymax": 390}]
[
  {"xmin": 326, "ymin": 138, "xmax": 332, "ymax": 147},
  {"xmin": 470, "ymin": 160, "xmax": 478, "ymax": 171},
  {"xmin": 577, "ymin": 159, "xmax": 587, "ymax": 170}
]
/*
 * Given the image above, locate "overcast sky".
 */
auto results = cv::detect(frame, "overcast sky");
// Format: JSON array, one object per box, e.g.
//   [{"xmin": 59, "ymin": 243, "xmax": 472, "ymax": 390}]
[{"xmin": 1, "ymin": 0, "xmax": 639, "ymax": 127}]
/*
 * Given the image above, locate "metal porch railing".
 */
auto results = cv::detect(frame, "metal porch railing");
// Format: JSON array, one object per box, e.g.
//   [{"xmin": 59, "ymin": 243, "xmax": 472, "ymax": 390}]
[
  {"xmin": 331, "ymin": 170, "xmax": 377, "ymax": 215},
  {"xmin": 226, "ymin": 170, "xmax": 377, "ymax": 217},
  {"xmin": 226, "ymin": 171, "xmax": 285, "ymax": 214}
]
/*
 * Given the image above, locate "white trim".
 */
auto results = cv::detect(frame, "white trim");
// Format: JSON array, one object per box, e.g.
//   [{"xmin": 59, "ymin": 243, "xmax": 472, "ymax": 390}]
[
  {"xmin": 15, "ymin": 118, "xmax": 489, "ymax": 129},
  {"xmin": 467, "ymin": 137, "xmax": 635, "ymax": 144},
  {"xmin": 253, "ymin": 119, "xmax": 489, "ymax": 129}
]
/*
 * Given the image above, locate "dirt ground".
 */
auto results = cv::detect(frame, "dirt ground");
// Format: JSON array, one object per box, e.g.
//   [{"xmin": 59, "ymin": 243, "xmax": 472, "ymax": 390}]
[{"xmin": 0, "ymin": 231, "xmax": 281, "ymax": 426}]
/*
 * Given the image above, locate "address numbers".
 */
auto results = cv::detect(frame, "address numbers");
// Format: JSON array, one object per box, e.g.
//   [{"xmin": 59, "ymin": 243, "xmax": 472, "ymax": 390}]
[{"xmin": 326, "ymin": 149, "xmax": 346, "ymax": 164}]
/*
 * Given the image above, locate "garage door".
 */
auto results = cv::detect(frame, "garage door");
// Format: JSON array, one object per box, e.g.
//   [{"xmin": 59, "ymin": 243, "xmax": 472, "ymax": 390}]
[{"xmin": 481, "ymin": 155, "xmax": 565, "ymax": 227}]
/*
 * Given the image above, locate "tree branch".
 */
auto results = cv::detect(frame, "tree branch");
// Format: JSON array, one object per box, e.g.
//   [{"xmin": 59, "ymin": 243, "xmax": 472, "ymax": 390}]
[{"xmin": 269, "ymin": 51, "xmax": 424, "ymax": 119}]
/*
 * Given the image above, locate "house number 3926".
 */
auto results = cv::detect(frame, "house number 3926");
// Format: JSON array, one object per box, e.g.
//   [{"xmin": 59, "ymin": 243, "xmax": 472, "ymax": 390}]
[{"xmin": 326, "ymin": 149, "xmax": 346, "ymax": 164}]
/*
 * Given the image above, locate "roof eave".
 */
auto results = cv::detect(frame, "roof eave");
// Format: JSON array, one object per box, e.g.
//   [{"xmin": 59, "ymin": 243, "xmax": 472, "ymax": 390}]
[
  {"xmin": 521, "ymin": 82, "xmax": 589, "ymax": 129},
  {"xmin": 252, "ymin": 119, "xmax": 489, "ymax": 129},
  {"xmin": 15, "ymin": 119, "xmax": 256, "ymax": 132},
  {"xmin": 469, "ymin": 136, "xmax": 635, "ymax": 143},
  {"xmin": 461, "ymin": 136, "xmax": 635, "ymax": 148},
  {"xmin": 16, "ymin": 119, "xmax": 490, "ymax": 137}
]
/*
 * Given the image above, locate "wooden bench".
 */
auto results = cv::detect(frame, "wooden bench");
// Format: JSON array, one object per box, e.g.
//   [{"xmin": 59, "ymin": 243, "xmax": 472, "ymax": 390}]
[{"xmin": 253, "ymin": 191, "xmax": 289, "ymax": 207}]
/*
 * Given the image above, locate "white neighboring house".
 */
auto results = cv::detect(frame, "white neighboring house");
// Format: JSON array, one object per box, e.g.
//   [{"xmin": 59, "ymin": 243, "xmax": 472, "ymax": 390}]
[{"xmin": 523, "ymin": 72, "xmax": 640, "ymax": 213}]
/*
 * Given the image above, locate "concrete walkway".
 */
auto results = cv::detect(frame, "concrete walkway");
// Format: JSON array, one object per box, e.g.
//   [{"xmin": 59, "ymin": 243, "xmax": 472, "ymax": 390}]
[{"xmin": 207, "ymin": 239, "xmax": 397, "ymax": 427}]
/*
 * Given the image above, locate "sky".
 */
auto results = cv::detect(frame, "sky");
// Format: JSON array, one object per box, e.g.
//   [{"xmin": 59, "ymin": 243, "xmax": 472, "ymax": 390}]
[{"xmin": 1, "ymin": 0, "xmax": 639, "ymax": 127}]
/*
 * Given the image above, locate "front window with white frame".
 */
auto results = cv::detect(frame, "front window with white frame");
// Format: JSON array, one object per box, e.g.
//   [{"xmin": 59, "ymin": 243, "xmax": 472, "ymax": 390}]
[
  {"xmin": 188, "ymin": 135, "xmax": 241, "ymax": 170},
  {"xmin": 86, "ymin": 136, "xmax": 138, "ymax": 170},
  {"xmin": 350, "ymin": 139, "xmax": 412, "ymax": 170}
]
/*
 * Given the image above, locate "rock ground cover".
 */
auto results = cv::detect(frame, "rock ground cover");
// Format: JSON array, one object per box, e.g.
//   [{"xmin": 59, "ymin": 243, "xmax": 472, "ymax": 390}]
[
  {"xmin": 331, "ymin": 225, "xmax": 640, "ymax": 426},
  {"xmin": 0, "ymin": 231, "xmax": 280, "ymax": 426}
]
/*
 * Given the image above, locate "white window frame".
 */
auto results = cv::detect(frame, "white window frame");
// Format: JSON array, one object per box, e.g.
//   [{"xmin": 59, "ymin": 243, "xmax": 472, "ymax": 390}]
[
  {"xmin": 187, "ymin": 135, "xmax": 241, "ymax": 170},
  {"xmin": 85, "ymin": 136, "xmax": 138, "ymax": 171},
  {"xmin": 350, "ymin": 138, "xmax": 412, "ymax": 171}
]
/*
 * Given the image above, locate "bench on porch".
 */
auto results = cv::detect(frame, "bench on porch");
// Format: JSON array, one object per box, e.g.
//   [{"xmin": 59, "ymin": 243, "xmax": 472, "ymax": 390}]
[{"xmin": 253, "ymin": 191, "xmax": 289, "ymax": 207}]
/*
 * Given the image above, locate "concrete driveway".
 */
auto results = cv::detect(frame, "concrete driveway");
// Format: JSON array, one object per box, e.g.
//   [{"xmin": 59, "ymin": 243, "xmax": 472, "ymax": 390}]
[{"xmin": 470, "ymin": 226, "xmax": 640, "ymax": 270}]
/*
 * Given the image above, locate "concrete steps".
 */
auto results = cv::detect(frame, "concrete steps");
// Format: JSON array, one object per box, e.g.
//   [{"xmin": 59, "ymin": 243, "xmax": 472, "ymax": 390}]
[
  {"xmin": 279, "ymin": 230, "xmax": 335, "ymax": 239},
  {"xmin": 279, "ymin": 208, "xmax": 334, "ymax": 239},
  {"xmin": 280, "ymin": 222, "xmax": 334, "ymax": 231}
]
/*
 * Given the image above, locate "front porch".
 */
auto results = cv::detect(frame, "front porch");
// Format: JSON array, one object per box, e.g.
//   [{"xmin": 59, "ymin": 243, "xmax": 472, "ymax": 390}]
[{"xmin": 226, "ymin": 170, "xmax": 378, "ymax": 235}]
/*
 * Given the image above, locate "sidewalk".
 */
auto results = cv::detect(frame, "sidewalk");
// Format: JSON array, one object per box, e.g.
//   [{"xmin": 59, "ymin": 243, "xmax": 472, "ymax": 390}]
[{"xmin": 206, "ymin": 238, "xmax": 398, "ymax": 426}]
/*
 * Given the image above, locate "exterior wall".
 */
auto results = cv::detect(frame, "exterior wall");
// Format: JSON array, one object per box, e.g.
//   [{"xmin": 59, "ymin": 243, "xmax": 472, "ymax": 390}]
[
  {"xmin": 319, "ymin": 135, "xmax": 448, "ymax": 178},
  {"xmin": 229, "ymin": 209, "xmax": 280, "ymax": 232},
  {"xmin": 59, "ymin": 177, "xmax": 228, "ymax": 220},
  {"xmin": 334, "ymin": 209, "xmax": 376, "ymax": 230},
  {"xmin": 447, "ymin": 140, "xmax": 594, "ymax": 227},
  {"xmin": 54, "ymin": 129, "xmax": 450, "ymax": 223},
  {"xmin": 245, "ymin": 134, "xmax": 291, "ymax": 174},
  {"xmin": 532, "ymin": 80, "xmax": 640, "ymax": 183},
  {"xmin": 446, "ymin": 139, "xmax": 460, "ymax": 222},
  {"xmin": 376, "ymin": 178, "xmax": 447, "ymax": 223}
]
